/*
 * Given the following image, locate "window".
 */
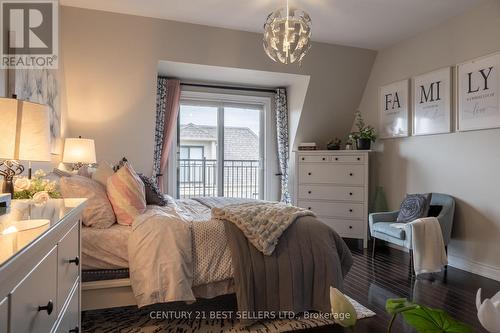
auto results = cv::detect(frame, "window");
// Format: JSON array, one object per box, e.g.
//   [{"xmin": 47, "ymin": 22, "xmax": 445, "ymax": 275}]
[{"xmin": 169, "ymin": 90, "xmax": 278, "ymax": 200}]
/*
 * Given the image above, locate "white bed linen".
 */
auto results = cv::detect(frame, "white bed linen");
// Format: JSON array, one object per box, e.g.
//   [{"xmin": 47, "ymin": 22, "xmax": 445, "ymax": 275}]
[{"xmin": 81, "ymin": 200, "xmax": 233, "ymax": 287}]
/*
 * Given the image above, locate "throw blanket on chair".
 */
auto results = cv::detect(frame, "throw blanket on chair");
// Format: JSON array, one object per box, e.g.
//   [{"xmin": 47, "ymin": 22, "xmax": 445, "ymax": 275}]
[
  {"xmin": 212, "ymin": 201, "xmax": 315, "ymax": 255},
  {"xmin": 392, "ymin": 217, "xmax": 448, "ymax": 275}
]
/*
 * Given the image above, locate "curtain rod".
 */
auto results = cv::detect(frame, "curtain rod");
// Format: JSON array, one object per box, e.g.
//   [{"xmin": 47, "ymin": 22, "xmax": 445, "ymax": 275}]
[{"xmin": 180, "ymin": 82, "xmax": 277, "ymax": 94}]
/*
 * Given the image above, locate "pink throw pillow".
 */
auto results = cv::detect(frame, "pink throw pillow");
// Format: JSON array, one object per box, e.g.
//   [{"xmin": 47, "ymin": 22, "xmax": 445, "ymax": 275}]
[{"xmin": 106, "ymin": 163, "xmax": 146, "ymax": 225}]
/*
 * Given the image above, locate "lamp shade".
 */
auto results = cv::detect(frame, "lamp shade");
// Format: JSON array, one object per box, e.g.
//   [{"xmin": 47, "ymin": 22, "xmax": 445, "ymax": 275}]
[
  {"xmin": 0, "ymin": 98, "xmax": 51, "ymax": 162},
  {"xmin": 62, "ymin": 138, "xmax": 96, "ymax": 164}
]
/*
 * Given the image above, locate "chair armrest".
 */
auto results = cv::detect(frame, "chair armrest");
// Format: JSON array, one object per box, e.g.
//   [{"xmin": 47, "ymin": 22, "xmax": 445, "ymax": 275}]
[{"xmin": 369, "ymin": 210, "xmax": 399, "ymax": 235}]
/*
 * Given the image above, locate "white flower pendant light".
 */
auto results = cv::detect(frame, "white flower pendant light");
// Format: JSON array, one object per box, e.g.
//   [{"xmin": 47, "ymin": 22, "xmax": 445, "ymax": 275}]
[{"xmin": 263, "ymin": 0, "xmax": 312, "ymax": 65}]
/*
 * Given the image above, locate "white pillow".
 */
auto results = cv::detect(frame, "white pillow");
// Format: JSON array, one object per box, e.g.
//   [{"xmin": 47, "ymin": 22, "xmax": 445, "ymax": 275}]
[{"xmin": 92, "ymin": 162, "xmax": 115, "ymax": 187}]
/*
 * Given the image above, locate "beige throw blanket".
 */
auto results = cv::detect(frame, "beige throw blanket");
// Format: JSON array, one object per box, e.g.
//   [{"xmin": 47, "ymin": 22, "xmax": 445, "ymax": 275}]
[
  {"xmin": 212, "ymin": 201, "xmax": 315, "ymax": 255},
  {"xmin": 392, "ymin": 217, "xmax": 448, "ymax": 275}
]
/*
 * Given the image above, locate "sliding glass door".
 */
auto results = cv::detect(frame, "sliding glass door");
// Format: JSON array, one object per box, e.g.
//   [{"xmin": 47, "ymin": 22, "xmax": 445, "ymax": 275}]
[{"xmin": 178, "ymin": 99, "xmax": 264, "ymax": 199}]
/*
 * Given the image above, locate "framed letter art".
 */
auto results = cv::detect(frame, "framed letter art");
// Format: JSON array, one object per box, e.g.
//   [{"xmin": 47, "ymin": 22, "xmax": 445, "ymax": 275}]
[
  {"xmin": 379, "ymin": 79, "xmax": 409, "ymax": 138},
  {"xmin": 458, "ymin": 52, "xmax": 500, "ymax": 131},
  {"xmin": 413, "ymin": 67, "xmax": 452, "ymax": 136}
]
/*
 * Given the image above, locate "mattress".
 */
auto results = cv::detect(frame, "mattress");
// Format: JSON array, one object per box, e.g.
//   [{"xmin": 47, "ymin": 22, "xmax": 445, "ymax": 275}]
[{"xmin": 81, "ymin": 200, "xmax": 233, "ymax": 287}]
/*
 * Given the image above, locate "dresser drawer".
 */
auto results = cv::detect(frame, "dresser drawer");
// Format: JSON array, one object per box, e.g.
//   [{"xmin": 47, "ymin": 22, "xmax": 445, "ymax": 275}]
[
  {"xmin": 331, "ymin": 154, "xmax": 364, "ymax": 163},
  {"xmin": 320, "ymin": 218, "xmax": 365, "ymax": 238},
  {"xmin": 0, "ymin": 297, "xmax": 7, "ymax": 333},
  {"xmin": 10, "ymin": 246, "xmax": 58, "ymax": 333},
  {"xmin": 57, "ymin": 222, "xmax": 80, "ymax": 313},
  {"xmin": 299, "ymin": 200, "xmax": 365, "ymax": 219},
  {"xmin": 299, "ymin": 163, "xmax": 365, "ymax": 185},
  {"xmin": 298, "ymin": 155, "xmax": 330, "ymax": 163},
  {"xmin": 298, "ymin": 185, "xmax": 364, "ymax": 202},
  {"xmin": 54, "ymin": 282, "xmax": 79, "ymax": 333}
]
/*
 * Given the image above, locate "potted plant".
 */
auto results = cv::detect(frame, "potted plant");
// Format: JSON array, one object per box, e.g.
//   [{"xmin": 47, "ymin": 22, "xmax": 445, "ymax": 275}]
[
  {"xmin": 353, "ymin": 111, "xmax": 376, "ymax": 150},
  {"xmin": 345, "ymin": 133, "xmax": 356, "ymax": 150},
  {"xmin": 326, "ymin": 137, "xmax": 342, "ymax": 150}
]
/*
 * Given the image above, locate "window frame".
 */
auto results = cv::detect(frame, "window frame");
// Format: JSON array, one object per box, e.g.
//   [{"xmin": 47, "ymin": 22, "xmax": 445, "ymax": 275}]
[{"xmin": 167, "ymin": 89, "xmax": 275, "ymax": 200}]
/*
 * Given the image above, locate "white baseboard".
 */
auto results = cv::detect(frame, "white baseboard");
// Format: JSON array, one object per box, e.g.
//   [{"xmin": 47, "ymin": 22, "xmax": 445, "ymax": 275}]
[{"xmin": 448, "ymin": 254, "xmax": 500, "ymax": 282}]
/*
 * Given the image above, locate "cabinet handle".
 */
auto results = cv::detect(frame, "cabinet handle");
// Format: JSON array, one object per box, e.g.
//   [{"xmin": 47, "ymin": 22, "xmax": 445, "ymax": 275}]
[
  {"xmin": 308, "ymin": 190, "xmax": 312, "ymax": 194},
  {"xmin": 308, "ymin": 172, "xmax": 312, "ymax": 176},
  {"xmin": 38, "ymin": 300, "xmax": 54, "ymax": 315},
  {"xmin": 349, "ymin": 209, "xmax": 353, "ymax": 212},
  {"xmin": 69, "ymin": 327, "xmax": 79, "ymax": 333},
  {"xmin": 69, "ymin": 256, "xmax": 80, "ymax": 266}
]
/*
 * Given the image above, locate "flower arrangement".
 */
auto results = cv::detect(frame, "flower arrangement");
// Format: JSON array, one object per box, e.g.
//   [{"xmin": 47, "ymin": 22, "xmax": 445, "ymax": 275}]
[
  {"xmin": 327, "ymin": 137, "xmax": 342, "ymax": 150},
  {"xmin": 13, "ymin": 169, "xmax": 60, "ymax": 203}
]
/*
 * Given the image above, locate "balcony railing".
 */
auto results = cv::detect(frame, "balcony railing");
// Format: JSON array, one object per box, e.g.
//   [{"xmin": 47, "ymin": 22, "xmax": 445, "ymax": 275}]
[{"xmin": 178, "ymin": 159, "xmax": 260, "ymax": 199}]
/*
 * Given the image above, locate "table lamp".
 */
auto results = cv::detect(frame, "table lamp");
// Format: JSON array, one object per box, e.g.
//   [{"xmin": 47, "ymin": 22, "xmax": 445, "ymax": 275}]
[
  {"xmin": 62, "ymin": 137, "xmax": 96, "ymax": 171},
  {"xmin": 0, "ymin": 98, "xmax": 51, "ymax": 198}
]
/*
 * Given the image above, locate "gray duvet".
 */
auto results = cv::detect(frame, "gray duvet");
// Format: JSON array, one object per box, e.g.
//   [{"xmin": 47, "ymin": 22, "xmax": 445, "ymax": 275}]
[{"xmin": 224, "ymin": 215, "xmax": 353, "ymax": 324}]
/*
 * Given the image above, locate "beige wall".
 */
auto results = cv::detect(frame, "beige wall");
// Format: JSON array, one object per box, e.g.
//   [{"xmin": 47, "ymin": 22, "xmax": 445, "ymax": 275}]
[
  {"xmin": 358, "ymin": 0, "xmax": 500, "ymax": 280},
  {"xmin": 60, "ymin": 6, "xmax": 376, "ymax": 174}
]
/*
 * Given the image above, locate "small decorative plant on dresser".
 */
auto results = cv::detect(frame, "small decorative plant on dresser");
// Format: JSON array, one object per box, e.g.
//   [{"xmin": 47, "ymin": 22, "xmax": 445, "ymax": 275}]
[
  {"xmin": 350, "ymin": 111, "xmax": 377, "ymax": 150},
  {"xmin": 295, "ymin": 150, "xmax": 370, "ymax": 248}
]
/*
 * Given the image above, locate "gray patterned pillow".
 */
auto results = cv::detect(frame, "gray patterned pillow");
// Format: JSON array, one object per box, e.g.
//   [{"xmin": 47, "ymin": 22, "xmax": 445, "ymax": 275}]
[
  {"xmin": 397, "ymin": 193, "xmax": 432, "ymax": 223},
  {"xmin": 138, "ymin": 173, "xmax": 169, "ymax": 206}
]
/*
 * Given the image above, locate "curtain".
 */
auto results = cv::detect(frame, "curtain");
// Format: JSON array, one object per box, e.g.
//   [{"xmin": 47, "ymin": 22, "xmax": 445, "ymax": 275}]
[
  {"xmin": 153, "ymin": 77, "xmax": 181, "ymax": 192},
  {"xmin": 275, "ymin": 88, "xmax": 291, "ymax": 204}
]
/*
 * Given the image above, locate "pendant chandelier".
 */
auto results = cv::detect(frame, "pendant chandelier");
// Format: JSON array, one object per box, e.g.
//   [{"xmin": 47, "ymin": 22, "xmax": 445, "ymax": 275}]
[{"xmin": 263, "ymin": 0, "xmax": 312, "ymax": 65}]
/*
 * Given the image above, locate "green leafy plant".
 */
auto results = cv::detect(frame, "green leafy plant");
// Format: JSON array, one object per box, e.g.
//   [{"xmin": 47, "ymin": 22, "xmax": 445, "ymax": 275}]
[
  {"xmin": 351, "ymin": 111, "xmax": 377, "ymax": 142},
  {"xmin": 327, "ymin": 137, "xmax": 342, "ymax": 147},
  {"xmin": 13, "ymin": 169, "xmax": 61, "ymax": 200},
  {"xmin": 386, "ymin": 298, "xmax": 472, "ymax": 333}
]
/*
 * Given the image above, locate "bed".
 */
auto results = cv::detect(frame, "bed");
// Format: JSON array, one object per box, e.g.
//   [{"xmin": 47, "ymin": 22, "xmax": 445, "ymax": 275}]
[{"xmin": 81, "ymin": 197, "xmax": 353, "ymax": 316}]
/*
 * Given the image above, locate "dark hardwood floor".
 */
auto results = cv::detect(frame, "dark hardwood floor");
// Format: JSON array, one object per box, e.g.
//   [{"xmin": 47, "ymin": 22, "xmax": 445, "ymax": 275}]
[{"xmin": 307, "ymin": 241, "xmax": 499, "ymax": 333}]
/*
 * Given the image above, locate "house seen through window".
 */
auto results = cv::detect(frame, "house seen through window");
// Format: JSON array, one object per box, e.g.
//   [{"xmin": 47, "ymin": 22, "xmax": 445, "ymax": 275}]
[{"xmin": 178, "ymin": 97, "xmax": 264, "ymax": 199}]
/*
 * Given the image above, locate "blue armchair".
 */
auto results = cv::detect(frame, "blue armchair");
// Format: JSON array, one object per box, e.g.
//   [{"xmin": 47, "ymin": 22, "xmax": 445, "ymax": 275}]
[{"xmin": 369, "ymin": 193, "xmax": 455, "ymax": 257}]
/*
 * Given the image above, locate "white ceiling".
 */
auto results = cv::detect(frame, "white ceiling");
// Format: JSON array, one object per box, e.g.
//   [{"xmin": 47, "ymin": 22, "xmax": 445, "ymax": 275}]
[{"xmin": 60, "ymin": 0, "xmax": 485, "ymax": 50}]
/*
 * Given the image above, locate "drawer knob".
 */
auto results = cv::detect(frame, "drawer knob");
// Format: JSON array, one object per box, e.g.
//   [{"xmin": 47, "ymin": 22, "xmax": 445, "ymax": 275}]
[
  {"xmin": 69, "ymin": 256, "xmax": 80, "ymax": 266},
  {"xmin": 349, "ymin": 173, "xmax": 353, "ymax": 176},
  {"xmin": 308, "ymin": 172, "xmax": 312, "ymax": 176},
  {"xmin": 349, "ymin": 192, "xmax": 353, "ymax": 196},
  {"xmin": 335, "ymin": 157, "xmax": 339, "ymax": 161},
  {"xmin": 308, "ymin": 190, "xmax": 312, "ymax": 194},
  {"xmin": 349, "ymin": 209, "xmax": 353, "ymax": 212},
  {"xmin": 322, "ymin": 157, "xmax": 326, "ymax": 161},
  {"xmin": 308, "ymin": 207, "xmax": 312, "ymax": 210},
  {"xmin": 69, "ymin": 327, "xmax": 79, "ymax": 333},
  {"xmin": 38, "ymin": 300, "xmax": 54, "ymax": 315},
  {"xmin": 302, "ymin": 157, "xmax": 305, "ymax": 161},
  {"xmin": 357, "ymin": 157, "xmax": 361, "ymax": 161},
  {"xmin": 349, "ymin": 226, "xmax": 353, "ymax": 229}
]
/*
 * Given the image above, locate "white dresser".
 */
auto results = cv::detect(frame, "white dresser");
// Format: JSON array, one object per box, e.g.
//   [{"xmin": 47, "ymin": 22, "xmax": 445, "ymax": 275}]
[
  {"xmin": 294, "ymin": 150, "xmax": 370, "ymax": 248},
  {"xmin": 0, "ymin": 198, "xmax": 86, "ymax": 333}
]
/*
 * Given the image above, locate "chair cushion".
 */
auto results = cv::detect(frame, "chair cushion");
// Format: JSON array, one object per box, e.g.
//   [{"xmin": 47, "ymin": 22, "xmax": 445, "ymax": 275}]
[
  {"xmin": 397, "ymin": 193, "xmax": 432, "ymax": 223},
  {"xmin": 373, "ymin": 222, "xmax": 406, "ymax": 240}
]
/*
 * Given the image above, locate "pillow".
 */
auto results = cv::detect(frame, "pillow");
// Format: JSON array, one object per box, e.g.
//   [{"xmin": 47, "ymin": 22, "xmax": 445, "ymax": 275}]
[
  {"xmin": 397, "ymin": 193, "xmax": 432, "ymax": 223},
  {"xmin": 107, "ymin": 163, "xmax": 146, "ymax": 226},
  {"xmin": 60, "ymin": 175, "xmax": 116, "ymax": 228},
  {"xmin": 138, "ymin": 173, "xmax": 169, "ymax": 206},
  {"xmin": 92, "ymin": 162, "xmax": 115, "ymax": 187},
  {"xmin": 77, "ymin": 165, "xmax": 93, "ymax": 178}
]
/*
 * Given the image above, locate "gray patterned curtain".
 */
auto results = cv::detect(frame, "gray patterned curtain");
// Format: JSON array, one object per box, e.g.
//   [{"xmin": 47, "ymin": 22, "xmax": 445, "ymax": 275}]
[
  {"xmin": 276, "ymin": 88, "xmax": 291, "ymax": 204},
  {"xmin": 153, "ymin": 77, "xmax": 181, "ymax": 192}
]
